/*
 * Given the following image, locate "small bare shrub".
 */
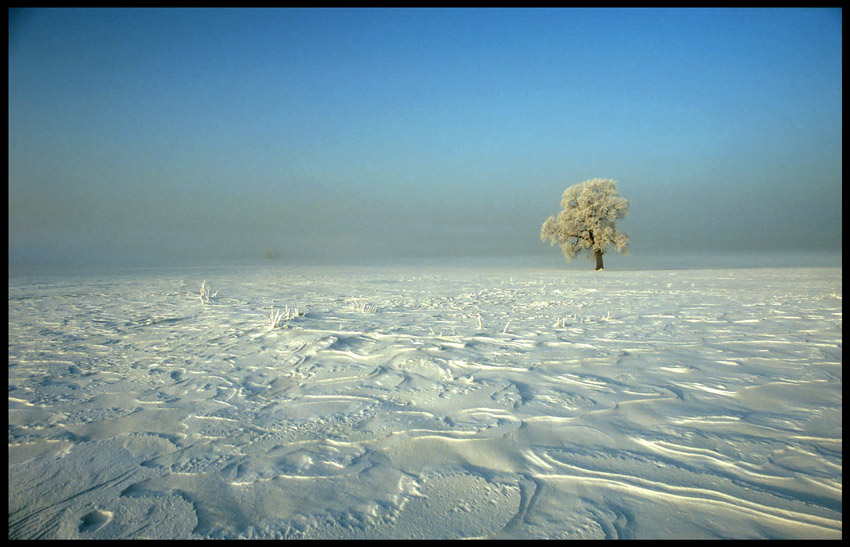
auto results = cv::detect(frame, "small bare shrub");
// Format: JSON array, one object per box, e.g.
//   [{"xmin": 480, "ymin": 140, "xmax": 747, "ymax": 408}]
[
  {"xmin": 268, "ymin": 305, "xmax": 305, "ymax": 329},
  {"xmin": 199, "ymin": 280, "xmax": 219, "ymax": 304},
  {"xmin": 349, "ymin": 297, "xmax": 377, "ymax": 313}
]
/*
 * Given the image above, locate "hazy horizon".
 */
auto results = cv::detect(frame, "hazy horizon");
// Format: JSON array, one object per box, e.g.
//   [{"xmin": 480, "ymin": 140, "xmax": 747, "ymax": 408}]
[{"xmin": 9, "ymin": 8, "xmax": 842, "ymax": 271}]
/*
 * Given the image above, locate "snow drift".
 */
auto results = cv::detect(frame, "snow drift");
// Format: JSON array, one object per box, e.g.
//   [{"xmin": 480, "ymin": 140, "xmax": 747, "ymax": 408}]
[{"xmin": 8, "ymin": 265, "xmax": 842, "ymax": 539}]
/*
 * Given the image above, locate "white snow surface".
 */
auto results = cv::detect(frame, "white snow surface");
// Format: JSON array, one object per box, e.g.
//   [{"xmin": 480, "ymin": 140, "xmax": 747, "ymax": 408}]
[{"xmin": 8, "ymin": 265, "xmax": 842, "ymax": 539}]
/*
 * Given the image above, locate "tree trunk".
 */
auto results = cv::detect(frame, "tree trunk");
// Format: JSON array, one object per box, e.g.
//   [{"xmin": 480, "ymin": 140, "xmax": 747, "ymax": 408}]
[{"xmin": 594, "ymin": 250, "xmax": 603, "ymax": 270}]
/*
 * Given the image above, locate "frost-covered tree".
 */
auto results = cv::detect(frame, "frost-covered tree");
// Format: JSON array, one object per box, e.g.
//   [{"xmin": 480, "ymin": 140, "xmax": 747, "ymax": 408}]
[{"xmin": 541, "ymin": 178, "xmax": 630, "ymax": 270}]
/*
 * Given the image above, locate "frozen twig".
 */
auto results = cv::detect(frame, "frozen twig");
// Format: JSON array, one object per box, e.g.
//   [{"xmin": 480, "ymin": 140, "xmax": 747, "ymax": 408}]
[
  {"xmin": 553, "ymin": 316, "xmax": 568, "ymax": 328},
  {"xmin": 269, "ymin": 307, "xmax": 285, "ymax": 329},
  {"xmin": 268, "ymin": 305, "xmax": 305, "ymax": 330},
  {"xmin": 285, "ymin": 305, "xmax": 305, "ymax": 320},
  {"xmin": 199, "ymin": 280, "xmax": 219, "ymax": 304},
  {"xmin": 350, "ymin": 298, "xmax": 377, "ymax": 313}
]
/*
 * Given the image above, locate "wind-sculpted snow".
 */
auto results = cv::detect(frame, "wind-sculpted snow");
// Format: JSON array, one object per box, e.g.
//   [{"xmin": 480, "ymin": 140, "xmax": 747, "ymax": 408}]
[{"xmin": 8, "ymin": 266, "xmax": 842, "ymax": 539}]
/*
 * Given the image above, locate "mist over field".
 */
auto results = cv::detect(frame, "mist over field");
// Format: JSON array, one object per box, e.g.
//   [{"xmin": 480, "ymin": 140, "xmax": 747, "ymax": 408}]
[{"xmin": 8, "ymin": 8, "xmax": 841, "ymax": 271}]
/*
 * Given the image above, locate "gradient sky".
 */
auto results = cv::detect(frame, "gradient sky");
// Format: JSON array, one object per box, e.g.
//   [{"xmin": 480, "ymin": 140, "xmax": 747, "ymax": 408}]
[{"xmin": 9, "ymin": 8, "xmax": 842, "ymax": 269}]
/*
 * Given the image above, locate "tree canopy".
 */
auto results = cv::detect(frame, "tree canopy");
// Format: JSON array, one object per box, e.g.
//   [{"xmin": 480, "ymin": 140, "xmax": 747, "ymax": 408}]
[{"xmin": 541, "ymin": 178, "xmax": 630, "ymax": 270}]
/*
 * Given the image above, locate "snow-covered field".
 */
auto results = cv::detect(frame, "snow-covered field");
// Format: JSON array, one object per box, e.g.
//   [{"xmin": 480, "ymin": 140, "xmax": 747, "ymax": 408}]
[{"xmin": 8, "ymin": 264, "xmax": 842, "ymax": 539}]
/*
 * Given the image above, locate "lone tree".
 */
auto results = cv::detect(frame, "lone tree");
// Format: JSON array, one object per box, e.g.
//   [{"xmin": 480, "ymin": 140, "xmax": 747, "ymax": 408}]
[{"xmin": 541, "ymin": 178, "xmax": 630, "ymax": 270}]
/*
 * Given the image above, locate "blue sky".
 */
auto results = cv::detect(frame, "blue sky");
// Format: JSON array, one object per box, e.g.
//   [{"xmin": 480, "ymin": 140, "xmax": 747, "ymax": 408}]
[{"xmin": 8, "ymin": 8, "xmax": 842, "ymax": 269}]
